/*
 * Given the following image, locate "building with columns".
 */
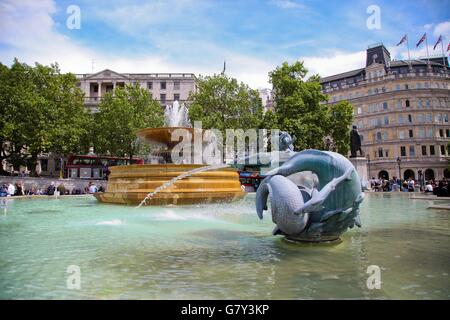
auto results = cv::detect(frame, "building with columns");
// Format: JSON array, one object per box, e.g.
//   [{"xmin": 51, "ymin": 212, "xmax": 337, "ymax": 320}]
[
  {"xmin": 320, "ymin": 43, "xmax": 450, "ymax": 182},
  {"xmin": 75, "ymin": 69, "xmax": 196, "ymax": 111}
]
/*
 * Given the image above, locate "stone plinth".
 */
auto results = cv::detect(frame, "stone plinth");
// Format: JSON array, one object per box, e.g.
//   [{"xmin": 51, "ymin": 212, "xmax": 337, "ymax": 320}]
[{"xmin": 349, "ymin": 157, "xmax": 369, "ymax": 188}]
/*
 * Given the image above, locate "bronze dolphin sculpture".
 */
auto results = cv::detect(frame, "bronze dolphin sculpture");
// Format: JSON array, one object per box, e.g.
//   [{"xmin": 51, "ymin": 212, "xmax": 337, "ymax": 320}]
[{"xmin": 256, "ymin": 149, "xmax": 364, "ymax": 242}]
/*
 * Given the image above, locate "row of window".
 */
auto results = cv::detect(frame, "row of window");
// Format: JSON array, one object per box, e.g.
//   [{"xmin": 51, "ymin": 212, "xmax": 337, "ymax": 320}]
[
  {"xmin": 144, "ymin": 80, "xmax": 180, "ymax": 90},
  {"xmin": 375, "ymin": 145, "xmax": 449, "ymax": 158},
  {"xmin": 399, "ymin": 145, "xmax": 449, "ymax": 157},
  {"xmin": 357, "ymin": 112, "xmax": 449, "ymax": 129},
  {"xmin": 157, "ymin": 93, "xmax": 180, "ymax": 102},
  {"xmin": 330, "ymin": 81, "xmax": 449, "ymax": 102},
  {"xmin": 356, "ymin": 98, "xmax": 448, "ymax": 115},
  {"xmin": 370, "ymin": 128, "xmax": 450, "ymax": 142}
]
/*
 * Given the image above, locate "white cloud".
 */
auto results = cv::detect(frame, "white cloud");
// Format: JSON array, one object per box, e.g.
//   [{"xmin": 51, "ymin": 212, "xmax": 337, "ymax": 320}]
[
  {"xmin": 301, "ymin": 50, "xmax": 366, "ymax": 77},
  {"xmin": 0, "ymin": 0, "xmax": 274, "ymax": 88},
  {"xmin": 433, "ymin": 21, "xmax": 450, "ymax": 39},
  {"xmin": 271, "ymin": 0, "xmax": 305, "ymax": 10}
]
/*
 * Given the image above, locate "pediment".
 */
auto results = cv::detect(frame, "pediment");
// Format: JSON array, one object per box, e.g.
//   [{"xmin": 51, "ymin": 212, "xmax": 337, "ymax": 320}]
[{"xmin": 86, "ymin": 69, "xmax": 129, "ymax": 80}]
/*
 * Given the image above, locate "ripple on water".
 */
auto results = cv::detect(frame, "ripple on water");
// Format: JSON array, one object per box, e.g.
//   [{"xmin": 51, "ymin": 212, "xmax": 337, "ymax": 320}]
[{"xmin": 0, "ymin": 193, "xmax": 449, "ymax": 299}]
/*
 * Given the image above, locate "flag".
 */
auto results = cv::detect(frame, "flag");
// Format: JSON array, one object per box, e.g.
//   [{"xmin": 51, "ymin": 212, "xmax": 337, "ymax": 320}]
[
  {"xmin": 396, "ymin": 34, "xmax": 407, "ymax": 46},
  {"xmin": 416, "ymin": 33, "xmax": 426, "ymax": 47},
  {"xmin": 433, "ymin": 35, "xmax": 442, "ymax": 50}
]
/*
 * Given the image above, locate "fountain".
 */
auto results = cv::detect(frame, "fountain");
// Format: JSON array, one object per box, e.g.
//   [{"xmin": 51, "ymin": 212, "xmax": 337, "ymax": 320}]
[{"xmin": 94, "ymin": 101, "xmax": 245, "ymax": 205}]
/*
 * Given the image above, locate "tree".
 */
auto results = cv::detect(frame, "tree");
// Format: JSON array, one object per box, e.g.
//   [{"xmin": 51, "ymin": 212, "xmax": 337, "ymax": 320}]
[
  {"xmin": 188, "ymin": 74, "xmax": 264, "ymax": 133},
  {"xmin": 93, "ymin": 84, "xmax": 164, "ymax": 160},
  {"xmin": 269, "ymin": 61, "xmax": 353, "ymax": 154},
  {"xmin": 329, "ymin": 101, "xmax": 354, "ymax": 155},
  {"xmin": 0, "ymin": 59, "xmax": 89, "ymax": 176}
]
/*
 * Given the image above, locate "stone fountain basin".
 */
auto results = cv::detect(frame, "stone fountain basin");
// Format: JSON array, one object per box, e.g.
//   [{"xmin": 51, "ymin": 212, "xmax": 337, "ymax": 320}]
[{"xmin": 94, "ymin": 164, "xmax": 246, "ymax": 205}]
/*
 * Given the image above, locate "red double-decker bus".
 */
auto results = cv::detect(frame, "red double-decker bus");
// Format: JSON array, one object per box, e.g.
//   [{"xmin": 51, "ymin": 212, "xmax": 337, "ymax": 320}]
[{"xmin": 65, "ymin": 155, "xmax": 144, "ymax": 180}]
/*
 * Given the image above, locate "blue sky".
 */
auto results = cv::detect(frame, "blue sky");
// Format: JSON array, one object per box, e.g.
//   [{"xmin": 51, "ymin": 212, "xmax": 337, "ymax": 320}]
[{"xmin": 0, "ymin": 0, "xmax": 449, "ymax": 87}]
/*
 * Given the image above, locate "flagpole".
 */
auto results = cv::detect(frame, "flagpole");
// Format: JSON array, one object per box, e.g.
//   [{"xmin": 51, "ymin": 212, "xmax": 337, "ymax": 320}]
[
  {"xmin": 442, "ymin": 40, "xmax": 447, "ymax": 69},
  {"xmin": 425, "ymin": 34, "xmax": 430, "ymax": 65},
  {"xmin": 406, "ymin": 35, "xmax": 411, "ymax": 67}
]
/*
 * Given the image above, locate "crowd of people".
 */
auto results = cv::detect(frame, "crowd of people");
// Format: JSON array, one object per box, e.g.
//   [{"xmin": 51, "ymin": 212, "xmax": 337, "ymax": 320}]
[
  {"xmin": 0, "ymin": 181, "xmax": 104, "ymax": 197},
  {"xmin": 369, "ymin": 176, "xmax": 450, "ymax": 197}
]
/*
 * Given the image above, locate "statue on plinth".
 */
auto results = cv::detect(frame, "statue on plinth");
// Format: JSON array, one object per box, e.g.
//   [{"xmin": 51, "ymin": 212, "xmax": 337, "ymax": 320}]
[{"xmin": 350, "ymin": 126, "xmax": 364, "ymax": 158}]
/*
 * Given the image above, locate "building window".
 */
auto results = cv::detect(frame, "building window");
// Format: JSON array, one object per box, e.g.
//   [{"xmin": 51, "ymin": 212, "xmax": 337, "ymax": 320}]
[
  {"xmin": 426, "ymin": 113, "xmax": 432, "ymax": 122},
  {"xmin": 426, "ymin": 128, "xmax": 433, "ymax": 138},
  {"xmin": 378, "ymin": 148, "xmax": 383, "ymax": 158},
  {"xmin": 383, "ymin": 102, "xmax": 388, "ymax": 110},
  {"xmin": 418, "ymin": 128, "xmax": 425, "ymax": 138},
  {"xmin": 444, "ymin": 114, "xmax": 449, "ymax": 123},
  {"xmin": 397, "ymin": 99, "xmax": 402, "ymax": 109},
  {"xmin": 409, "ymin": 129, "xmax": 414, "ymax": 138},
  {"xmin": 418, "ymin": 99, "xmax": 423, "ymax": 108},
  {"xmin": 376, "ymin": 132, "xmax": 382, "ymax": 141},
  {"xmin": 400, "ymin": 146, "xmax": 406, "ymax": 157},
  {"xmin": 160, "ymin": 81, "xmax": 166, "ymax": 90},
  {"xmin": 422, "ymin": 146, "xmax": 427, "ymax": 156},
  {"xmin": 160, "ymin": 94, "xmax": 166, "ymax": 103},
  {"xmin": 408, "ymin": 114, "xmax": 413, "ymax": 123},
  {"xmin": 384, "ymin": 116, "xmax": 389, "ymax": 125},
  {"xmin": 417, "ymin": 114, "xmax": 424, "ymax": 123},
  {"xmin": 357, "ymin": 107, "xmax": 362, "ymax": 114},
  {"xmin": 396, "ymin": 84, "xmax": 401, "ymax": 90},
  {"xmin": 405, "ymin": 84, "xmax": 409, "ymax": 90},
  {"xmin": 405, "ymin": 100, "xmax": 410, "ymax": 108},
  {"xmin": 439, "ymin": 129, "xmax": 444, "ymax": 137},
  {"xmin": 173, "ymin": 93, "xmax": 180, "ymax": 101},
  {"xmin": 147, "ymin": 82, "xmax": 153, "ymax": 90},
  {"xmin": 440, "ymin": 145, "xmax": 446, "ymax": 156},
  {"xmin": 398, "ymin": 115, "xmax": 404, "ymax": 124},
  {"xmin": 430, "ymin": 145, "xmax": 435, "ymax": 155},
  {"xmin": 446, "ymin": 129, "xmax": 450, "ymax": 138},
  {"xmin": 409, "ymin": 146, "xmax": 415, "ymax": 157},
  {"xmin": 173, "ymin": 81, "xmax": 180, "ymax": 90},
  {"xmin": 426, "ymin": 99, "xmax": 431, "ymax": 108},
  {"xmin": 398, "ymin": 131, "xmax": 405, "ymax": 139}
]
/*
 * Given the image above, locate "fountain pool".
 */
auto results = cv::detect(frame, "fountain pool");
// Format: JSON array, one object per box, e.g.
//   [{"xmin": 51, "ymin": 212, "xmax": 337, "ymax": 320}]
[{"xmin": 0, "ymin": 193, "xmax": 449, "ymax": 299}]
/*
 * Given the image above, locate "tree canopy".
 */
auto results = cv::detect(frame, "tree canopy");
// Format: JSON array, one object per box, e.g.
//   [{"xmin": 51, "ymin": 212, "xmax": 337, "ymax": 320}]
[
  {"xmin": 188, "ymin": 74, "xmax": 264, "ymax": 133},
  {"xmin": 0, "ymin": 59, "xmax": 89, "ymax": 175},
  {"xmin": 93, "ymin": 84, "xmax": 164, "ymax": 160},
  {"xmin": 269, "ymin": 61, "xmax": 353, "ymax": 154}
]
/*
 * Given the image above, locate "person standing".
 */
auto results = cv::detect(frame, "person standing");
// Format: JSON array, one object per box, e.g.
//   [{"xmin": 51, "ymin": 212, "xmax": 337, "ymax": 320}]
[{"xmin": 7, "ymin": 183, "xmax": 15, "ymax": 196}]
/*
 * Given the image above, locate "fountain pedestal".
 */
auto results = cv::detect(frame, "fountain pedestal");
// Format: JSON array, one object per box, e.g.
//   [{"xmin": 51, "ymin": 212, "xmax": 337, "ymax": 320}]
[{"xmin": 94, "ymin": 126, "xmax": 245, "ymax": 205}]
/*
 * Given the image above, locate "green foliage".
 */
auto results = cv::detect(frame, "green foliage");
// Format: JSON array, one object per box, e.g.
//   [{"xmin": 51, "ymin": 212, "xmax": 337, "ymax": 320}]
[
  {"xmin": 328, "ymin": 100, "xmax": 354, "ymax": 155},
  {"xmin": 0, "ymin": 59, "xmax": 89, "ymax": 175},
  {"xmin": 188, "ymin": 74, "xmax": 264, "ymax": 134},
  {"xmin": 93, "ymin": 84, "xmax": 164, "ymax": 159},
  {"xmin": 269, "ymin": 61, "xmax": 353, "ymax": 154}
]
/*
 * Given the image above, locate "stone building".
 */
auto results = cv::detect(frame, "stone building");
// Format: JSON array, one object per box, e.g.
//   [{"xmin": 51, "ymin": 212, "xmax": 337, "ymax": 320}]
[
  {"xmin": 75, "ymin": 69, "xmax": 197, "ymax": 112},
  {"xmin": 320, "ymin": 43, "xmax": 450, "ymax": 182}
]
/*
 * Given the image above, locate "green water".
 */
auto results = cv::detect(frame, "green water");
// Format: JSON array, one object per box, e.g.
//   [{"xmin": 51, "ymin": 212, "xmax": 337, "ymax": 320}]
[{"xmin": 0, "ymin": 193, "xmax": 448, "ymax": 299}]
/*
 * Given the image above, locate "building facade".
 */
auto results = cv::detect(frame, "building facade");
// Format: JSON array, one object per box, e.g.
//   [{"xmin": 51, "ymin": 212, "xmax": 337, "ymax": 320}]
[
  {"xmin": 76, "ymin": 69, "xmax": 196, "ymax": 111},
  {"xmin": 321, "ymin": 44, "xmax": 450, "ymax": 181}
]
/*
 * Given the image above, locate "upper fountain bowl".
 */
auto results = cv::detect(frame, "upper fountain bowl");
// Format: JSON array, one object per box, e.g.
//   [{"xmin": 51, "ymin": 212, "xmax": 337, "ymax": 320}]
[{"xmin": 136, "ymin": 127, "xmax": 204, "ymax": 147}]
